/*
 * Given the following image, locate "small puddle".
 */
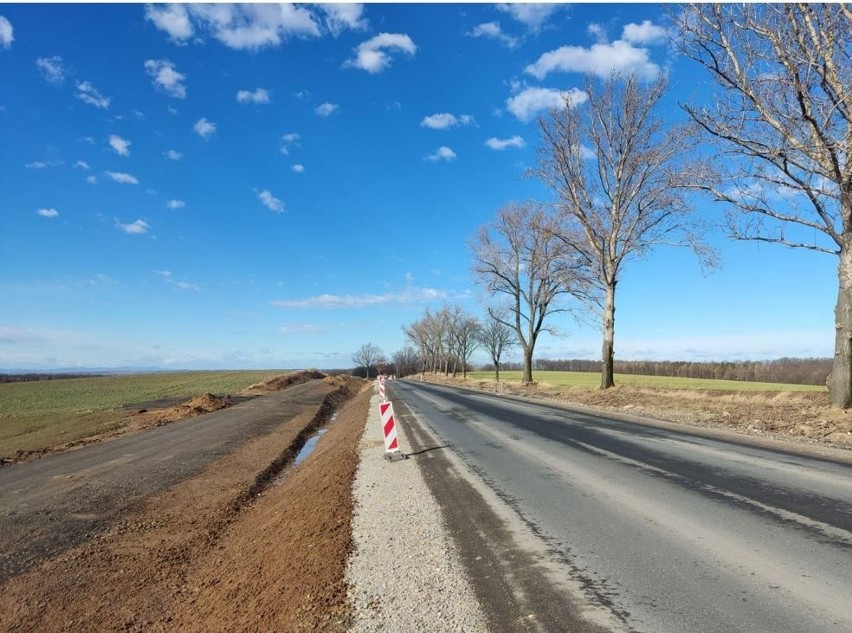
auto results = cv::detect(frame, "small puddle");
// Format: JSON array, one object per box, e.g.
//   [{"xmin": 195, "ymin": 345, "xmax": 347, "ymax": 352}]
[{"xmin": 273, "ymin": 412, "xmax": 338, "ymax": 485}]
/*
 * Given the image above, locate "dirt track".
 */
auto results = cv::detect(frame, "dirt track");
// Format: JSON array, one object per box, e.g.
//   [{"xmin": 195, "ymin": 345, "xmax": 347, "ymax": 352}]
[{"xmin": 0, "ymin": 375, "xmax": 368, "ymax": 632}]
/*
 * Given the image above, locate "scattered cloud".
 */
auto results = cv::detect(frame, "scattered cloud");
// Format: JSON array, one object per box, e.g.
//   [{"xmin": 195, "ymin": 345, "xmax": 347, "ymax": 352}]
[
  {"xmin": 344, "ymin": 32, "xmax": 416, "ymax": 74},
  {"xmin": 236, "ymin": 88, "xmax": 270, "ymax": 104},
  {"xmin": 36, "ymin": 208, "xmax": 59, "ymax": 218},
  {"xmin": 116, "ymin": 219, "xmax": 149, "ymax": 234},
  {"xmin": 587, "ymin": 23, "xmax": 607, "ymax": 43},
  {"xmin": 426, "ymin": 146, "xmax": 457, "ymax": 162},
  {"xmin": 36, "ymin": 56, "xmax": 66, "ymax": 84},
  {"xmin": 106, "ymin": 171, "xmax": 139, "ymax": 185},
  {"xmin": 164, "ymin": 149, "xmax": 183, "ymax": 160},
  {"xmin": 144, "ymin": 4, "xmax": 194, "ymax": 42},
  {"xmin": 506, "ymin": 86, "xmax": 588, "ymax": 122},
  {"xmin": 320, "ymin": 3, "xmax": 368, "ymax": 36},
  {"xmin": 154, "ymin": 270, "xmax": 172, "ymax": 278},
  {"xmin": 279, "ymin": 324, "xmax": 324, "ymax": 334},
  {"xmin": 258, "ymin": 189, "xmax": 284, "ymax": 212},
  {"xmin": 148, "ymin": 4, "xmax": 322, "ymax": 50},
  {"xmin": 86, "ymin": 175, "xmax": 98, "ymax": 184},
  {"xmin": 291, "ymin": 164, "xmax": 304, "ymax": 173},
  {"xmin": 73, "ymin": 160, "xmax": 90, "ymax": 170},
  {"xmin": 193, "ymin": 117, "xmax": 216, "ymax": 140},
  {"xmin": 0, "ymin": 15, "xmax": 12, "ymax": 49},
  {"xmin": 280, "ymin": 132, "xmax": 301, "ymax": 154},
  {"xmin": 467, "ymin": 22, "xmax": 518, "ymax": 48},
  {"xmin": 108, "ymin": 134, "xmax": 131, "ymax": 156},
  {"xmin": 496, "ymin": 4, "xmax": 564, "ymax": 31},
  {"xmin": 145, "ymin": 59, "xmax": 187, "ymax": 98},
  {"xmin": 315, "ymin": 102, "xmax": 339, "ymax": 117},
  {"xmin": 622, "ymin": 20, "xmax": 668, "ymax": 46},
  {"xmin": 166, "ymin": 199, "xmax": 185, "ymax": 210},
  {"xmin": 271, "ymin": 285, "xmax": 447, "ymax": 309},
  {"xmin": 420, "ymin": 113, "xmax": 475, "ymax": 130},
  {"xmin": 175, "ymin": 281, "xmax": 199, "ymax": 292},
  {"xmin": 25, "ymin": 161, "xmax": 47, "ymax": 169},
  {"xmin": 76, "ymin": 81, "xmax": 110, "ymax": 109},
  {"xmin": 485, "ymin": 135, "xmax": 526, "ymax": 150},
  {"xmin": 525, "ymin": 40, "xmax": 661, "ymax": 80}
]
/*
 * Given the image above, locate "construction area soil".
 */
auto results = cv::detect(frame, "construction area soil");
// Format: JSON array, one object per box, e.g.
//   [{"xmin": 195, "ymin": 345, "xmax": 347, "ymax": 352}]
[
  {"xmin": 421, "ymin": 374, "xmax": 852, "ymax": 450},
  {"xmin": 0, "ymin": 373, "xmax": 369, "ymax": 632}
]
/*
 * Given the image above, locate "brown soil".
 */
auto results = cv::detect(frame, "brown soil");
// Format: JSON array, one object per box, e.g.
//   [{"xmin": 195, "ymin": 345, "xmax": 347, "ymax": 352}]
[
  {"xmin": 0, "ymin": 375, "xmax": 369, "ymax": 632},
  {"xmin": 422, "ymin": 374, "xmax": 852, "ymax": 450},
  {"xmin": 240, "ymin": 369, "xmax": 328, "ymax": 395}
]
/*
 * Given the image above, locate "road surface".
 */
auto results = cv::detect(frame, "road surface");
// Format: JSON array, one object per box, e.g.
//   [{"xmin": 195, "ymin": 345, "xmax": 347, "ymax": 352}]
[
  {"xmin": 390, "ymin": 380, "xmax": 852, "ymax": 633},
  {"xmin": 0, "ymin": 380, "xmax": 336, "ymax": 583}
]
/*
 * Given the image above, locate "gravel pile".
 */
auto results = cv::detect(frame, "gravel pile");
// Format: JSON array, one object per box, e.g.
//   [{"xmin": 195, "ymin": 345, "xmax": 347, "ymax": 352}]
[{"xmin": 346, "ymin": 394, "xmax": 489, "ymax": 632}]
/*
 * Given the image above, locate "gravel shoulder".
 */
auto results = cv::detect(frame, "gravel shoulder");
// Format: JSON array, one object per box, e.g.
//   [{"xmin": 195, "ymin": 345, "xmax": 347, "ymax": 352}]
[{"xmin": 347, "ymin": 393, "xmax": 489, "ymax": 632}]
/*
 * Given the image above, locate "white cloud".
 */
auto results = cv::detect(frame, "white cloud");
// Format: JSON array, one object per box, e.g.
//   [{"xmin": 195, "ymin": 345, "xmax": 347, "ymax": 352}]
[
  {"xmin": 73, "ymin": 160, "xmax": 90, "ymax": 170},
  {"xmin": 175, "ymin": 281, "xmax": 199, "ymax": 292},
  {"xmin": 236, "ymin": 88, "xmax": 270, "ymax": 104},
  {"xmin": 420, "ymin": 113, "xmax": 475, "ymax": 130},
  {"xmin": 344, "ymin": 32, "xmax": 416, "ymax": 74},
  {"xmin": 426, "ymin": 146, "xmax": 457, "ymax": 162},
  {"xmin": 145, "ymin": 59, "xmax": 187, "ymax": 98},
  {"xmin": 106, "ymin": 171, "xmax": 139, "ymax": 185},
  {"xmin": 167, "ymin": 199, "xmax": 185, "ymax": 210},
  {"xmin": 183, "ymin": 4, "xmax": 322, "ymax": 50},
  {"xmin": 76, "ymin": 81, "xmax": 110, "ymax": 109},
  {"xmin": 485, "ymin": 135, "xmax": 526, "ymax": 150},
  {"xmin": 108, "ymin": 134, "xmax": 131, "ymax": 157},
  {"xmin": 116, "ymin": 219, "xmax": 149, "ymax": 234},
  {"xmin": 291, "ymin": 164, "xmax": 304, "ymax": 173},
  {"xmin": 86, "ymin": 175, "xmax": 98, "ymax": 184},
  {"xmin": 25, "ymin": 161, "xmax": 48, "ymax": 169},
  {"xmin": 36, "ymin": 56, "xmax": 66, "ymax": 84},
  {"xmin": 622, "ymin": 20, "xmax": 668, "ymax": 45},
  {"xmin": 506, "ymin": 86, "xmax": 588, "ymax": 122},
  {"xmin": 315, "ymin": 102, "xmax": 339, "ymax": 117},
  {"xmin": 280, "ymin": 132, "xmax": 300, "ymax": 154},
  {"xmin": 525, "ymin": 40, "xmax": 661, "ymax": 80},
  {"xmin": 154, "ymin": 270, "xmax": 172, "ymax": 278},
  {"xmin": 587, "ymin": 23, "xmax": 607, "ymax": 43},
  {"xmin": 0, "ymin": 16, "xmax": 12, "ymax": 49},
  {"xmin": 36, "ymin": 208, "xmax": 59, "ymax": 218},
  {"xmin": 271, "ymin": 286, "xmax": 447, "ymax": 309},
  {"xmin": 320, "ymin": 3, "xmax": 368, "ymax": 36},
  {"xmin": 258, "ymin": 189, "xmax": 285, "ymax": 212},
  {"xmin": 468, "ymin": 22, "xmax": 518, "ymax": 48},
  {"xmin": 164, "ymin": 149, "xmax": 183, "ymax": 160},
  {"xmin": 497, "ymin": 4, "xmax": 563, "ymax": 31},
  {"xmin": 194, "ymin": 117, "xmax": 216, "ymax": 139},
  {"xmin": 280, "ymin": 324, "xmax": 324, "ymax": 334},
  {"xmin": 145, "ymin": 4, "xmax": 194, "ymax": 42}
]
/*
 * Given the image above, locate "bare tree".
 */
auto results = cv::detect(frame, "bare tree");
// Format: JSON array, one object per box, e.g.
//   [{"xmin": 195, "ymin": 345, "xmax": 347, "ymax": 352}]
[
  {"xmin": 477, "ymin": 311, "xmax": 517, "ymax": 382},
  {"xmin": 448, "ymin": 307, "xmax": 481, "ymax": 379},
  {"xmin": 352, "ymin": 342, "xmax": 384, "ymax": 379},
  {"xmin": 535, "ymin": 72, "xmax": 714, "ymax": 390},
  {"xmin": 392, "ymin": 346, "xmax": 420, "ymax": 378},
  {"xmin": 673, "ymin": 4, "xmax": 852, "ymax": 406},
  {"xmin": 471, "ymin": 202, "xmax": 581, "ymax": 384}
]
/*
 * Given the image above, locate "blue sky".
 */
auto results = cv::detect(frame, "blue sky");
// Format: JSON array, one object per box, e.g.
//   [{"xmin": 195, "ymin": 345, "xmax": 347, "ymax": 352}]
[{"xmin": 0, "ymin": 3, "xmax": 837, "ymax": 370}]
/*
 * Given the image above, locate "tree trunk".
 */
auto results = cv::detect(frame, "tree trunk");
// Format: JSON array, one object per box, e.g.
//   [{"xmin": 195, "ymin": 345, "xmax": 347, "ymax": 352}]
[
  {"xmin": 601, "ymin": 282, "xmax": 616, "ymax": 389},
  {"xmin": 495, "ymin": 360, "xmax": 500, "ymax": 382},
  {"xmin": 829, "ymin": 244, "xmax": 852, "ymax": 407},
  {"xmin": 522, "ymin": 346, "xmax": 534, "ymax": 384}
]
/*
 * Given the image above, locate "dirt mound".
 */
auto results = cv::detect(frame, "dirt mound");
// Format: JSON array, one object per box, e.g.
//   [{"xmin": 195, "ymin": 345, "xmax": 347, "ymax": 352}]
[
  {"xmin": 241, "ymin": 369, "xmax": 327, "ymax": 394},
  {"xmin": 126, "ymin": 392, "xmax": 233, "ymax": 431},
  {"xmin": 184, "ymin": 392, "xmax": 229, "ymax": 413}
]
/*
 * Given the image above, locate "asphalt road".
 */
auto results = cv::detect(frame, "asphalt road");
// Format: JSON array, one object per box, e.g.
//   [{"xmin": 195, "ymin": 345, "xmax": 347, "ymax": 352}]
[
  {"xmin": 390, "ymin": 380, "xmax": 852, "ymax": 633},
  {"xmin": 0, "ymin": 380, "xmax": 334, "ymax": 583}
]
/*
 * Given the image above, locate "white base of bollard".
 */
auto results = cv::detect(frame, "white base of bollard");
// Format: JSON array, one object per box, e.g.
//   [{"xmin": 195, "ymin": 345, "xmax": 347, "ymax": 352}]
[{"xmin": 384, "ymin": 451, "xmax": 408, "ymax": 462}]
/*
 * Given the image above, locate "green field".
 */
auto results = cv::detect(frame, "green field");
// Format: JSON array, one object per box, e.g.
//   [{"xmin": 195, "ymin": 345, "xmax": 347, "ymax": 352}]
[
  {"xmin": 467, "ymin": 370, "xmax": 826, "ymax": 392},
  {"xmin": 0, "ymin": 370, "xmax": 289, "ymax": 459}
]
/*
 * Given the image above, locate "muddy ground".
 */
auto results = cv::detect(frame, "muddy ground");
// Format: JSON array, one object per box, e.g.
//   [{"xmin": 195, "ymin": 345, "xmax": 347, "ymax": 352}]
[
  {"xmin": 0, "ymin": 375, "xmax": 369, "ymax": 632},
  {"xmin": 422, "ymin": 373, "xmax": 852, "ymax": 450}
]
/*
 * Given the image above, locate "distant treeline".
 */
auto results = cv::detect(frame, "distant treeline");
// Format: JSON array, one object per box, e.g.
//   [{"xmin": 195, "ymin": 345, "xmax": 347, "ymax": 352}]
[
  {"xmin": 0, "ymin": 373, "xmax": 102, "ymax": 384},
  {"xmin": 491, "ymin": 358, "xmax": 832, "ymax": 386}
]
